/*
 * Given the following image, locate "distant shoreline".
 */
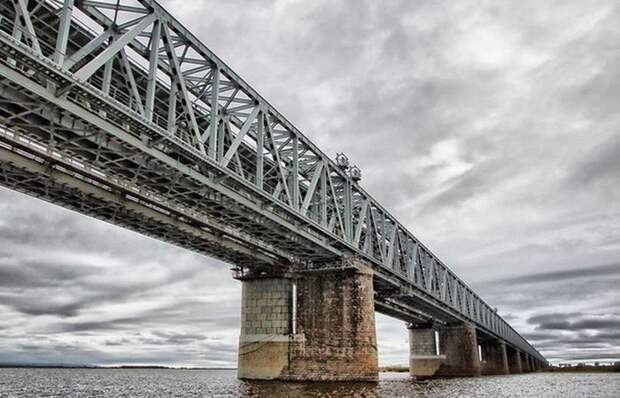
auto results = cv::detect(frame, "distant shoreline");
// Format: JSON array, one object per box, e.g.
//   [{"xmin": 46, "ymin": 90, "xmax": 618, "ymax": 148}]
[
  {"xmin": 378, "ymin": 365, "xmax": 620, "ymax": 373},
  {"xmin": 543, "ymin": 366, "xmax": 619, "ymax": 373},
  {"xmin": 0, "ymin": 365, "xmax": 236, "ymax": 370},
  {"xmin": 2, "ymin": 365, "xmax": 618, "ymax": 373}
]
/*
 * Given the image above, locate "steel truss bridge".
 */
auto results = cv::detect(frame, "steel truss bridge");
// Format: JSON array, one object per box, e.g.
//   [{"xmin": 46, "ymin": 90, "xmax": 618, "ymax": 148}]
[{"xmin": 0, "ymin": 0, "xmax": 545, "ymax": 363}]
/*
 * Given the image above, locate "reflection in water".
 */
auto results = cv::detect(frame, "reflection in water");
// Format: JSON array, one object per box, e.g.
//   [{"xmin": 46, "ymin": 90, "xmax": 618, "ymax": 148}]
[
  {"xmin": 0, "ymin": 368, "xmax": 618, "ymax": 397},
  {"xmin": 240, "ymin": 379, "xmax": 381, "ymax": 398}
]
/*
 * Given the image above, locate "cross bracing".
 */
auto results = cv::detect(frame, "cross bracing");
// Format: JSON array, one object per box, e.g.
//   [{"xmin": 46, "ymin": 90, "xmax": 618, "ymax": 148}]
[{"xmin": 0, "ymin": 0, "xmax": 546, "ymax": 363}]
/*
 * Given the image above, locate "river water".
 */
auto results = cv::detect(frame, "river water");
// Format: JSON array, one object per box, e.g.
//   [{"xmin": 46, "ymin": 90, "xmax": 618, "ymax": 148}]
[{"xmin": 0, "ymin": 368, "xmax": 618, "ymax": 397}]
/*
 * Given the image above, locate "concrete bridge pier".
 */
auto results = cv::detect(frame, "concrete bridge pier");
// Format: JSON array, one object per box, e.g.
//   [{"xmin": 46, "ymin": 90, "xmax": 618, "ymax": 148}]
[
  {"xmin": 521, "ymin": 352, "xmax": 532, "ymax": 372},
  {"xmin": 480, "ymin": 340, "xmax": 510, "ymax": 375},
  {"xmin": 237, "ymin": 276, "xmax": 300, "ymax": 380},
  {"xmin": 507, "ymin": 346, "xmax": 523, "ymax": 374},
  {"xmin": 237, "ymin": 259, "xmax": 378, "ymax": 382},
  {"xmin": 533, "ymin": 358, "xmax": 539, "ymax": 371},
  {"xmin": 434, "ymin": 323, "xmax": 481, "ymax": 377},
  {"xmin": 408, "ymin": 325, "xmax": 445, "ymax": 378}
]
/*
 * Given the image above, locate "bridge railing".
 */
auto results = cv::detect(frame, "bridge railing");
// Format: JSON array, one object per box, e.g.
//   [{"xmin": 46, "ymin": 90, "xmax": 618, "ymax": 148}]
[{"xmin": 0, "ymin": 0, "xmax": 545, "ymax": 362}]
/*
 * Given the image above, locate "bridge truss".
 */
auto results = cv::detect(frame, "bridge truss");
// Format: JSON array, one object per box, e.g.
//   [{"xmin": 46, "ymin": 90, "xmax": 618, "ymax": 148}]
[{"xmin": 0, "ymin": 0, "xmax": 545, "ymax": 363}]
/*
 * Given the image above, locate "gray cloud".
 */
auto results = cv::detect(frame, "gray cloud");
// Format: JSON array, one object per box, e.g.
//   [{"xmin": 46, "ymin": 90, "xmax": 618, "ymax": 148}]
[
  {"xmin": 522, "ymin": 313, "xmax": 620, "ymax": 362},
  {"xmin": 0, "ymin": 258, "xmax": 99, "ymax": 289},
  {"xmin": 48, "ymin": 317, "xmax": 147, "ymax": 334},
  {"xmin": 472, "ymin": 263, "xmax": 620, "ymax": 320},
  {"xmin": 570, "ymin": 135, "xmax": 620, "ymax": 190},
  {"xmin": 0, "ymin": 295, "xmax": 83, "ymax": 318},
  {"xmin": 528, "ymin": 313, "xmax": 620, "ymax": 332},
  {"xmin": 493, "ymin": 262, "xmax": 620, "ymax": 285}
]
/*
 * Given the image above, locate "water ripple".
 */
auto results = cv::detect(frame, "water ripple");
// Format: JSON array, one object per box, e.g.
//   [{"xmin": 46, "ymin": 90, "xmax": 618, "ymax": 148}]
[{"xmin": 0, "ymin": 368, "xmax": 618, "ymax": 397}]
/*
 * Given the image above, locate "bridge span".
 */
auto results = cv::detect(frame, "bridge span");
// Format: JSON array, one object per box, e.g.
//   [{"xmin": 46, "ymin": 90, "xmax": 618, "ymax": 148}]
[{"xmin": 0, "ymin": 0, "xmax": 546, "ymax": 380}]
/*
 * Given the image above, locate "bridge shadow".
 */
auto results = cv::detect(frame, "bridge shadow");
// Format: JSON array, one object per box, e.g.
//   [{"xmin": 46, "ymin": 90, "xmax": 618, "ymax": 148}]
[{"xmin": 238, "ymin": 373, "xmax": 419, "ymax": 398}]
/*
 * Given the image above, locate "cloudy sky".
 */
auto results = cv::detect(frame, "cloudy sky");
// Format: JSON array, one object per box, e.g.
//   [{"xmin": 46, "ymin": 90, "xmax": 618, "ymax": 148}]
[{"xmin": 1, "ymin": 0, "xmax": 619, "ymax": 367}]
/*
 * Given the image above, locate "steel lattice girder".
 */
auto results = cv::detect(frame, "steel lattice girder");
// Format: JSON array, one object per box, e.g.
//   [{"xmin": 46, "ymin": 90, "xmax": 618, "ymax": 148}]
[{"xmin": 0, "ymin": 0, "xmax": 546, "ymax": 363}]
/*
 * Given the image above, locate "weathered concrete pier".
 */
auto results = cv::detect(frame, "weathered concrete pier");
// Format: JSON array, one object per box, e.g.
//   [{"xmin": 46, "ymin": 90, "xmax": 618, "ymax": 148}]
[
  {"xmin": 237, "ymin": 260, "xmax": 378, "ymax": 381},
  {"xmin": 481, "ymin": 340, "xmax": 509, "ymax": 375},
  {"xmin": 407, "ymin": 324, "xmax": 543, "ymax": 379}
]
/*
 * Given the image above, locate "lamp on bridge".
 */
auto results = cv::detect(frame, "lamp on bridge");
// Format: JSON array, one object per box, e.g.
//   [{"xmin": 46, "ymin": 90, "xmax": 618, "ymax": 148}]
[
  {"xmin": 336, "ymin": 153, "xmax": 362, "ymax": 182},
  {"xmin": 350, "ymin": 165, "xmax": 362, "ymax": 182},
  {"xmin": 336, "ymin": 152, "xmax": 350, "ymax": 169}
]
